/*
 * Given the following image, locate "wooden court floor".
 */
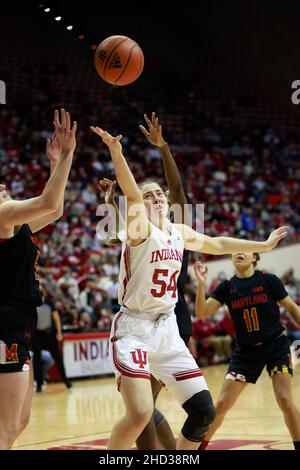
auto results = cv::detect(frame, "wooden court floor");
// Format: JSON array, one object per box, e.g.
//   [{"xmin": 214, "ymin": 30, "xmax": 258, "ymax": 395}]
[{"xmin": 14, "ymin": 364, "xmax": 300, "ymax": 451}]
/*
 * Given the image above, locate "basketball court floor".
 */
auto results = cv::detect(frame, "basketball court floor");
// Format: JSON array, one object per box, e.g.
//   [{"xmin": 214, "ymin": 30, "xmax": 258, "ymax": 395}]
[{"xmin": 14, "ymin": 364, "xmax": 300, "ymax": 451}]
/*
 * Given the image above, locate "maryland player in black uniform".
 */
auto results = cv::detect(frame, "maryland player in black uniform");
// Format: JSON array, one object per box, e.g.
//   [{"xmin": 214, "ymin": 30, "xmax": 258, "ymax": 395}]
[
  {"xmin": 193, "ymin": 252, "xmax": 300, "ymax": 450},
  {"xmin": 0, "ymin": 109, "xmax": 76, "ymax": 449}
]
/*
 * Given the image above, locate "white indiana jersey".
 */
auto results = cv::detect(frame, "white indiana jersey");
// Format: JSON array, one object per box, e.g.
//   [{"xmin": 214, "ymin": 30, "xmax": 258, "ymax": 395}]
[{"xmin": 118, "ymin": 222, "xmax": 185, "ymax": 316}]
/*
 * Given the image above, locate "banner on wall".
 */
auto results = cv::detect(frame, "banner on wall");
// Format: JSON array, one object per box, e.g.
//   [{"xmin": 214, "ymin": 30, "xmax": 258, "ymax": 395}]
[{"xmin": 63, "ymin": 333, "xmax": 113, "ymax": 378}]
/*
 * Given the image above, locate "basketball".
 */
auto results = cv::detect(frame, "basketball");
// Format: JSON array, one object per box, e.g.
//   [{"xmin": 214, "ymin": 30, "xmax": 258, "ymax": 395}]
[{"xmin": 94, "ymin": 35, "xmax": 144, "ymax": 86}]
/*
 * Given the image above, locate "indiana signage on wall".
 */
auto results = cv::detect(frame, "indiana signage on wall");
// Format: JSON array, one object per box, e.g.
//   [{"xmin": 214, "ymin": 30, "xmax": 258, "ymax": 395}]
[{"xmin": 63, "ymin": 333, "xmax": 113, "ymax": 377}]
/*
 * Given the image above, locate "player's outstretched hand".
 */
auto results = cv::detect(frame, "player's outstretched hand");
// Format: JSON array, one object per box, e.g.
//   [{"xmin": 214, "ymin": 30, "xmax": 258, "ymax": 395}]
[
  {"xmin": 53, "ymin": 109, "xmax": 77, "ymax": 155},
  {"xmin": 90, "ymin": 126, "xmax": 122, "ymax": 153},
  {"xmin": 46, "ymin": 132, "xmax": 61, "ymax": 166},
  {"xmin": 266, "ymin": 226, "xmax": 289, "ymax": 250},
  {"xmin": 139, "ymin": 112, "xmax": 167, "ymax": 147},
  {"xmin": 193, "ymin": 261, "xmax": 208, "ymax": 284}
]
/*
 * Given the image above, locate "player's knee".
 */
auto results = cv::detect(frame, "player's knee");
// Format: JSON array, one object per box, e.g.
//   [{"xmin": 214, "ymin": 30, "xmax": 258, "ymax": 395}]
[
  {"xmin": 276, "ymin": 391, "xmax": 293, "ymax": 412},
  {"xmin": 181, "ymin": 390, "xmax": 216, "ymax": 442},
  {"xmin": 130, "ymin": 405, "xmax": 153, "ymax": 429}
]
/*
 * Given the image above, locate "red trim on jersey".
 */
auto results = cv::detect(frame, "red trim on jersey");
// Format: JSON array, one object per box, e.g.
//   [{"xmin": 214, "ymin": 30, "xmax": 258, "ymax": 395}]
[
  {"xmin": 173, "ymin": 368, "xmax": 202, "ymax": 377},
  {"xmin": 173, "ymin": 369, "xmax": 203, "ymax": 381}
]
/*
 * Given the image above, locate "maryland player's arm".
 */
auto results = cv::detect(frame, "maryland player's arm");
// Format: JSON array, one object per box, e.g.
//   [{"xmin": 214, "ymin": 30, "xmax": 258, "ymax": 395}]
[
  {"xmin": 0, "ymin": 153, "xmax": 72, "ymax": 230},
  {"xmin": 195, "ymin": 293, "xmax": 222, "ymax": 319},
  {"xmin": 159, "ymin": 144, "xmax": 187, "ymax": 210},
  {"xmin": 278, "ymin": 295, "xmax": 300, "ymax": 327},
  {"xmin": 28, "ymin": 205, "xmax": 64, "ymax": 233},
  {"xmin": 0, "ymin": 197, "xmax": 58, "ymax": 229}
]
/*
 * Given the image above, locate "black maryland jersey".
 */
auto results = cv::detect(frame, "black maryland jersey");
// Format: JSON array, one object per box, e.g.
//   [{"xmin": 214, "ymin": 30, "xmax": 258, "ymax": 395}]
[
  {"xmin": 0, "ymin": 224, "xmax": 42, "ymax": 306},
  {"xmin": 175, "ymin": 250, "xmax": 192, "ymax": 338},
  {"xmin": 211, "ymin": 270, "xmax": 288, "ymax": 347}
]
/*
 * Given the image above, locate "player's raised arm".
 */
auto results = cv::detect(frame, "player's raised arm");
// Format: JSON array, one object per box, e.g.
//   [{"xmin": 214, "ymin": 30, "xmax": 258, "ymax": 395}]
[
  {"xmin": 29, "ymin": 132, "xmax": 64, "ymax": 233},
  {"xmin": 176, "ymin": 224, "xmax": 289, "ymax": 254},
  {"xmin": 193, "ymin": 262, "xmax": 222, "ymax": 319},
  {"xmin": 90, "ymin": 126, "xmax": 151, "ymax": 245},
  {"xmin": 139, "ymin": 112, "xmax": 187, "ymax": 210},
  {"xmin": 0, "ymin": 109, "xmax": 76, "ymax": 229}
]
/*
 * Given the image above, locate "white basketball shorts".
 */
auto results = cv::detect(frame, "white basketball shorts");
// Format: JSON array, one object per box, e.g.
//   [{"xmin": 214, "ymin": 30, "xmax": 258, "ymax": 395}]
[{"xmin": 110, "ymin": 310, "xmax": 209, "ymax": 405}]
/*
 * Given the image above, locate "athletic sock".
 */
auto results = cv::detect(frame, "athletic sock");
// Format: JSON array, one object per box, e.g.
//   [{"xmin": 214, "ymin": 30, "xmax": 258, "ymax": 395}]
[{"xmin": 199, "ymin": 440, "xmax": 209, "ymax": 450}]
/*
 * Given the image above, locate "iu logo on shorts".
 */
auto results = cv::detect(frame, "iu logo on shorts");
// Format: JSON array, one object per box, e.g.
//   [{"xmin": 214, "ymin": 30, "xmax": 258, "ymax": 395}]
[{"xmin": 130, "ymin": 349, "xmax": 147, "ymax": 369}]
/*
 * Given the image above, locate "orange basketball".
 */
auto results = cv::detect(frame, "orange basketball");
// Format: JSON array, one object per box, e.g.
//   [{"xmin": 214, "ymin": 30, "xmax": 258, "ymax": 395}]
[{"xmin": 94, "ymin": 35, "xmax": 144, "ymax": 86}]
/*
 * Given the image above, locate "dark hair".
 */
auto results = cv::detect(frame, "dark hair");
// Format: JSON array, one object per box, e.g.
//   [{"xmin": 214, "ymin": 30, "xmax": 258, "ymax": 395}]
[{"xmin": 253, "ymin": 253, "xmax": 260, "ymax": 267}]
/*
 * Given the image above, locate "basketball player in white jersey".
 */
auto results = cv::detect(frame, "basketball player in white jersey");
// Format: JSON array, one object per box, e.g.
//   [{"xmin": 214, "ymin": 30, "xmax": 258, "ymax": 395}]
[{"xmin": 91, "ymin": 123, "xmax": 288, "ymax": 450}]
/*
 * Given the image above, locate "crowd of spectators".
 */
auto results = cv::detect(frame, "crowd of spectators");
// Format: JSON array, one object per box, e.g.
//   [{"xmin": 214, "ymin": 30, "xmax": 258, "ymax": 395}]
[{"xmin": 1, "ymin": 74, "xmax": 300, "ymax": 344}]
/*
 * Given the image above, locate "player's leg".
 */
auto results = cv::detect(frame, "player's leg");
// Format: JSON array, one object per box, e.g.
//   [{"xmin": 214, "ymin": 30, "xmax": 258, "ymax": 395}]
[
  {"xmin": 152, "ymin": 315, "xmax": 215, "ymax": 450},
  {"xmin": 135, "ymin": 375, "xmax": 177, "ymax": 450},
  {"xmin": 109, "ymin": 312, "xmax": 154, "ymax": 449},
  {"xmin": 176, "ymin": 389, "xmax": 215, "ymax": 450},
  {"xmin": 108, "ymin": 376, "xmax": 154, "ymax": 450},
  {"xmin": 136, "ymin": 375, "xmax": 169, "ymax": 450},
  {"xmin": 0, "ymin": 346, "xmax": 33, "ymax": 450},
  {"xmin": 267, "ymin": 334, "xmax": 300, "ymax": 449},
  {"xmin": 200, "ymin": 345, "xmax": 264, "ymax": 449},
  {"xmin": 272, "ymin": 372, "xmax": 300, "ymax": 449},
  {"xmin": 200, "ymin": 378, "xmax": 248, "ymax": 448},
  {"xmin": 152, "ymin": 375, "xmax": 176, "ymax": 450},
  {"xmin": 14, "ymin": 360, "xmax": 34, "ymax": 441},
  {"xmin": 155, "ymin": 410, "xmax": 176, "ymax": 450},
  {"xmin": 135, "ymin": 415, "xmax": 156, "ymax": 450}
]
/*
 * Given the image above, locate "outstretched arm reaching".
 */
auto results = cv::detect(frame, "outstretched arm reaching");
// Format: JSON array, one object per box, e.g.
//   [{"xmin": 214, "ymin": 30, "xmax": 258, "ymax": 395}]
[
  {"xmin": 176, "ymin": 223, "xmax": 289, "ymax": 255},
  {"xmin": 139, "ymin": 112, "xmax": 187, "ymax": 211},
  {"xmin": 91, "ymin": 126, "xmax": 151, "ymax": 246},
  {"xmin": 0, "ymin": 109, "xmax": 76, "ymax": 229},
  {"xmin": 29, "ymin": 132, "xmax": 65, "ymax": 233}
]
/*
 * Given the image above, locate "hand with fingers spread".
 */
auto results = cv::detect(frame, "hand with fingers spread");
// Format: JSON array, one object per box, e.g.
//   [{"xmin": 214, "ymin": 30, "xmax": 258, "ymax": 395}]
[
  {"xmin": 193, "ymin": 261, "xmax": 208, "ymax": 284},
  {"xmin": 99, "ymin": 178, "xmax": 117, "ymax": 205},
  {"xmin": 90, "ymin": 126, "xmax": 123, "ymax": 153},
  {"xmin": 266, "ymin": 226, "xmax": 289, "ymax": 250},
  {"xmin": 53, "ymin": 108, "xmax": 77, "ymax": 156},
  {"xmin": 46, "ymin": 132, "xmax": 61, "ymax": 167},
  {"xmin": 139, "ymin": 112, "xmax": 167, "ymax": 147}
]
